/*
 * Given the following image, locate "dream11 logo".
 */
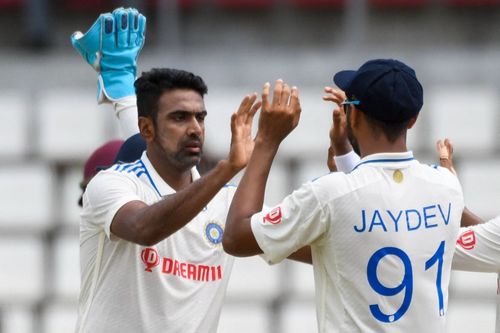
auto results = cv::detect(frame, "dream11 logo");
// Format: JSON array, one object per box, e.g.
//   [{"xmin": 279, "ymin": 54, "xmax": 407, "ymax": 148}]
[
  {"xmin": 457, "ymin": 229, "xmax": 476, "ymax": 250},
  {"xmin": 141, "ymin": 248, "xmax": 160, "ymax": 272}
]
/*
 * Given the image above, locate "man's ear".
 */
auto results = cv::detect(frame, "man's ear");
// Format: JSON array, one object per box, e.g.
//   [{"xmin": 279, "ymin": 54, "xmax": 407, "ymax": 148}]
[
  {"xmin": 407, "ymin": 115, "xmax": 418, "ymax": 129},
  {"xmin": 139, "ymin": 116, "xmax": 155, "ymax": 143}
]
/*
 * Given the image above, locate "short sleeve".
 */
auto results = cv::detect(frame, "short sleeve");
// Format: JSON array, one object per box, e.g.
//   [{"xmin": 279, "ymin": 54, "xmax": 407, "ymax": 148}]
[
  {"xmin": 81, "ymin": 170, "xmax": 142, "ymax": 239},
  {"xmin": 452, "ymin": 217, "xmax": 500, "ymax": 273},
  {"xmin": 250, "ymin": 181, "xmax": 329, "ymax": 265}
]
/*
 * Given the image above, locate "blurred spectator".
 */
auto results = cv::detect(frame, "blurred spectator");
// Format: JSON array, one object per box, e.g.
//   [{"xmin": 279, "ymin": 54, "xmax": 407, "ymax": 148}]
[
  {"xmin": 79, "ymin": 134, "xmax": 148, "ymax": 207},
  {"xmin": 78, "ymin": 140, "xmax": 123, "ymax": 207}
]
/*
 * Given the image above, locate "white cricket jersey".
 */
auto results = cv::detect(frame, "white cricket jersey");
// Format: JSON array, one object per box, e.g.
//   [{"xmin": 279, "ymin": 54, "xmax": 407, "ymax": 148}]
[
  {"xmin": 251, "ymin": 152, "xmax": 464, "ymax": 333},
  {"xmin": 453, "ymin": 218, "xmax": 500, "ymax": 333},
  {"xmin": 453, "ymin": 216, "xmax": 500, "ymax": 272},
  {"xmin": 76, "ymin": 151, "xmax": 235, "ymax": 333}
]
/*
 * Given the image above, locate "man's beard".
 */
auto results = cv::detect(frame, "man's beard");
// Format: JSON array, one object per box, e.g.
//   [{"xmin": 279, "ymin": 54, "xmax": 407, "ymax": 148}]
[
  {"xmin": 155, "ymin": 135, "xmax": 203, "ymax": 171},
  {"xmin": 346, "ymin": 115, "xmax": 361, "ymax": 156}
]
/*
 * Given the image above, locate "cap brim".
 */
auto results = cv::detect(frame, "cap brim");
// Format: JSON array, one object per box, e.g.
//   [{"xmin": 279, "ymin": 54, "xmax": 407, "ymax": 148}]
[{"xmin": 333, "ymin": 70, "xmax": 357, "ymax": 91}]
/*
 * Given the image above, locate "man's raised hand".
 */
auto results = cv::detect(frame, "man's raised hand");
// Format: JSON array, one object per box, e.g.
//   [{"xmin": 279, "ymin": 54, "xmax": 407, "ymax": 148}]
[
  {"xmin": 228, "ymin": 93, "xmax": 261, "ymax": 171},
  {"xmin": 256, "ymin": 79, "xmax": 301, "ymax": 146}
]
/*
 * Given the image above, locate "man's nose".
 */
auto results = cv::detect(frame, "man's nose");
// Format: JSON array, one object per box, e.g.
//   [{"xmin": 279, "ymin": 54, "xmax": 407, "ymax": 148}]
[{"xmin": 187, "ymin": 116, "xmax": 203, "ymax": 136}]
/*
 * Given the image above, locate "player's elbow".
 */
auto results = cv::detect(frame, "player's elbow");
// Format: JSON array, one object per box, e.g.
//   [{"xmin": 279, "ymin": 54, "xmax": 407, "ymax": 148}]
[
  {"xmin": 136, "ymin": 235, "xmax": 161, "ymax": 247},
  {"xmin": 222, "ymin": 225, "xmax": 249, "ymax": 257},
  {"xmin": 222, "ymin": 217, "xmax": 256, "ymax": 257},
  {"xmin": 222, "ymin": 230, "xmax": 239, "ymax": 256}
]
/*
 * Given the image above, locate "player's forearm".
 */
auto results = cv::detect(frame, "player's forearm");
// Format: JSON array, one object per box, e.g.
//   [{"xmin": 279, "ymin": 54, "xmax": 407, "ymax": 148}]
[
  {"xmin": 113, "ymin": 96, "xmax": 140, "ymax": 138},
  {"xmin": 124, "ymin": 160, "xmax": 240, "ymax": 245},
  {"xmin": 332, "ymin": 138, "xmax": 353, "ymax": 157},
  {"xmin": 223, "ymin": 139, "xmax": 279, "ymax": 256},
  {"xmin": 461, "ymin": 207, "xmax": 484, "ymax": 227}
]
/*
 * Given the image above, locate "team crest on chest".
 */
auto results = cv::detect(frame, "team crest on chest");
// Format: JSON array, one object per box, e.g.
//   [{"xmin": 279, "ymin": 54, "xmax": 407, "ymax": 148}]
[{"xmin": 204, "ymin": 221, "xmax": 224, "ymax": 246}]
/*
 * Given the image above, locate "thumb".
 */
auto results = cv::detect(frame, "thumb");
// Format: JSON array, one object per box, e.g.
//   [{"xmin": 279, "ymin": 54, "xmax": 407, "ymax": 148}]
[
  {"xmin": 333, "ymin": 108, "xmax": 343, "ymax": 127},
  {"xmin": 70, "ymin": 31, "xmax": 86, "ymax": 56}
]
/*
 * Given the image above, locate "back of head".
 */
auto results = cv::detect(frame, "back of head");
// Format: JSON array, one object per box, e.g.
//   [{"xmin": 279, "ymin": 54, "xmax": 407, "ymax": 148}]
[
  {"xmin": 114, "ymin": 133, "xmax": 146, "ymax": 164},
  {"xmin": 134, "ymin": 68, "xmax": 208, "ymax": 121},
  {"xmin": 83, "ymin": 140, "xmax": 124, "ymax": 183},
  {"xmin": 334, "ymin": 59, "xmax": 423, "ymax": 124}
]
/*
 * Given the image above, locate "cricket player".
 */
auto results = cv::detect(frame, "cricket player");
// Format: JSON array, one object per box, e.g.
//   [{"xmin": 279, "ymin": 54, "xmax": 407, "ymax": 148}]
[
  {"xmin": 71, "ymin": 8, "xmax": 262, "ymax": 333},
  {"xmin": 436, "ymin": 139, "xmax": 500, "ymax": 333},
  {"xmin": 223, "ymin": 59, "xmax": 465, "ymax": 332},
  {"xmin": 324, "ymin": 84, "xmax": 500, "ymax": 331}
]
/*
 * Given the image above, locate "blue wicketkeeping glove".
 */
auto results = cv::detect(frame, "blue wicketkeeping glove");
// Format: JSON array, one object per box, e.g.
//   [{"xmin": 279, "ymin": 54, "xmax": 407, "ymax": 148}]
[{"xmin": 71, "ymin": 7, "xmax": 146, "ymax": 103}]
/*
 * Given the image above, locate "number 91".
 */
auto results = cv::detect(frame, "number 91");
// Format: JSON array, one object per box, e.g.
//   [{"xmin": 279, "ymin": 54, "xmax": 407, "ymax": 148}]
[{"xmin": 366, "ymin": 241, "xmax": 445, "ymax": 323}]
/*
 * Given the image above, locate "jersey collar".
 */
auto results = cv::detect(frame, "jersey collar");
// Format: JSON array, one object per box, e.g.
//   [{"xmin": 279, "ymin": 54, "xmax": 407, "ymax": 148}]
[
  {"xmin": 139, "ymin": 151, "xmax": 201, "ymax": 197},
  {"xmin": 352, "ymin": 151, "xmax": 415, "ymax": 172}
]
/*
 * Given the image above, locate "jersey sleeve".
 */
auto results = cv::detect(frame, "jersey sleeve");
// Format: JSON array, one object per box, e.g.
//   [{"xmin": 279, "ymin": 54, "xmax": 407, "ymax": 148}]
[
  {"xmin": 452, "ymin": 216, "xmax": 500, "ymax": 273},
  {"xmin": 250, "ymin": 181, "xmax": 329, "ymax": 265},
  {"xmin": 81, "ymin": 170, "xmax": 142, "ymax": 239}
]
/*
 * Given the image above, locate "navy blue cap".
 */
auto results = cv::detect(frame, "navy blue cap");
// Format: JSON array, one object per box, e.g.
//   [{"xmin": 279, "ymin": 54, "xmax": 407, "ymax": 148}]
[
  {"xmin": 333, "ymin": 59, "xmax": 423, "ymax": 123},
  {"xmin": 114, "ymin": 133, "xmax": 146, "ymax": 163}
]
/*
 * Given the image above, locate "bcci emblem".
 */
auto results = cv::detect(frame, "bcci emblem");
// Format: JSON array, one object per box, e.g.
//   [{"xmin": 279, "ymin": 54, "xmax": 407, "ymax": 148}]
[{"xmin": 204, "ymin": 221, "xmax": 224, "ymax": 246}]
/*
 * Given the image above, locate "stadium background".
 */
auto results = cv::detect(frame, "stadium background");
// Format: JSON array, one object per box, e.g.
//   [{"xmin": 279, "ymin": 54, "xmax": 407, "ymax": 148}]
[{"xmin": 0, "ymin": 0, "xmax": 500, "ymax": 332}]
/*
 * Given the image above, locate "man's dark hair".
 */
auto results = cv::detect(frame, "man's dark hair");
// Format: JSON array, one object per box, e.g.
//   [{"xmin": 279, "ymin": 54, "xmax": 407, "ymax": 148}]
[
  {"xmin": 363, "ymin": 111, "xmax": 412, "ymax": 143},
  {"xmin": 135, "ymin": 68, "xmax": 208, "ymax": 123}
]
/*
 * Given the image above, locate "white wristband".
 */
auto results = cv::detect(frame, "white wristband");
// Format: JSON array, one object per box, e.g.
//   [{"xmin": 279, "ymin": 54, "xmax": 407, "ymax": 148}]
[{"xmin": 334, "ymin": 150, "xmax": 361, "ymax": 173}]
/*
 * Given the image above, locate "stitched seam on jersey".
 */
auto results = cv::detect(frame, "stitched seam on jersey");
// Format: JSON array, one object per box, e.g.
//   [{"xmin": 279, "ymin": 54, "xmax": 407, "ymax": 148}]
[
  {"xmin": 351, "ymin": 157, "xmax": 415, "ymax": 172},
  {"xmin": 305, "ymin": 182, "xmax": 329, "ymax": 247},
  {"xmin": 77, "ymin": 231, "xmax": 105, "ymax": 333}
]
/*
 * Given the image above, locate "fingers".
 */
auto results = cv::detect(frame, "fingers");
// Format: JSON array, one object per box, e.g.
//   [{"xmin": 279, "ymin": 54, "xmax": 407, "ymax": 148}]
[
  {"xmin": 436, "ymin": 139, "xmax": 449, "ymax": 160},
  {"xmin": 102, "ymin": 8, "xmax": 144, "ymax": 50},
  {"xmin": 236, "ymin": 93, "xmax": 256, "ymax": 114},
  {"xmin": 437, "ymin": 138, "xmax": 457, "ymax": 176},
  {"xmin": 114, "ymin": 8, "xmax": 129, "ymax": 48},
  {"xmin": 289, "ymin": 86, "xmax": 300, "ymax": 111},
  {"xmin": 333, "ymin": 108, "xmax": 342, "ymax": 123},
  {"xmin": 137, "ymin": 13, "xmax": 147, "ymax": 46},
  {"xmin": 230, "ymin": 112, "xmax": 237, "ymax": 136},
  {"xmin": 234, "ymin": 93, "xmax": 261, "ymax": 127},
  {"xmin": 70, "ymin": 12, "xmax": 103, "ymax": 67},
  {"xmin": 262, "ymin": 82, "xmax": 271, "ymax": 110},
  {"xmin": 248, "ymin": 100, "xmax": 262, "ymax": 120},
  {"xmin": 281, "ymin": 83, "xmax": 291, "ymax": 107},
  {"xmin": 101, "ymin": 12, "xmax": 116, "ymax": 50},
  {"xmin": 237, "ymin": 94, "xmax": 251, "ymax": 115},
  {"xmin": 323, "ymin": 87, "xmax": 346, "ymax": 105},
  {"xmin": 444, "ymin": 138, "xmax": 454, "ymax": 156},
  {"xmin": 262, "ymin": 80, "xmax": 299, "ymax": 114},
  {"xmin": 128, "ymin": 8, "xmax": 139, "ymax": 45},
  {"xmin": 272, "ymin": 79, "xmax": 283, "ymax": 106}
]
